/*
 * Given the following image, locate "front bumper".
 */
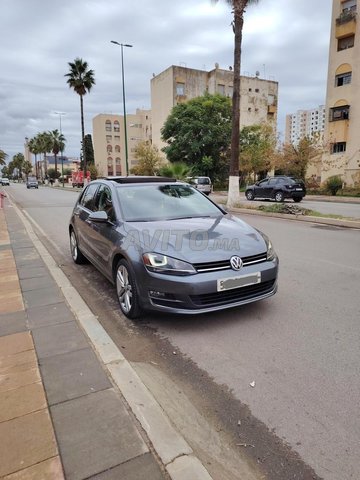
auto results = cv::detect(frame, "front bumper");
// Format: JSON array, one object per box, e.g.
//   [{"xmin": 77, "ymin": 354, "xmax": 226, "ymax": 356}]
[{"xmin": 135, "ymin": 258, "xmax": 278, "ymax": 314}]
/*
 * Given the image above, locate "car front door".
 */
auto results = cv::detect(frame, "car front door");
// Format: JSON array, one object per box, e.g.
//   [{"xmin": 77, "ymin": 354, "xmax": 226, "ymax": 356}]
[
  {"xmin": 254, "ymin": 179, "xmax": 270, "ymax": 198},
  {"xmin": 74, "ymin": 183, "xmax": 100, "ymax": 262}
]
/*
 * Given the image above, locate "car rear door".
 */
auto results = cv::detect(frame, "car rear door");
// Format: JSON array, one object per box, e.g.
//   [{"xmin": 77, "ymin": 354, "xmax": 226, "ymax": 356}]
[{"xmin": 254, "ymin": 179, "xmax": 270, "ymax": 198}]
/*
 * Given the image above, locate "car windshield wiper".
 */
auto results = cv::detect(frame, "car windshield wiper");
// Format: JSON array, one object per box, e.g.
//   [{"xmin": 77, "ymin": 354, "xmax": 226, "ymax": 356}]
[{"xmin": 168, "ymin": 215, "xmax": 213, "ymax": 220}]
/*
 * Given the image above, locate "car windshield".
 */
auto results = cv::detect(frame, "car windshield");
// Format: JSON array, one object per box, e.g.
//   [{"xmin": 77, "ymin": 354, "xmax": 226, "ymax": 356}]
[
  {"xmin": 116, "ymin": 184, "xmax": 222, "ymax": 222},
  {"xmin": 28, "ymin": 177, "xmax": 37, "ymax": 181}
]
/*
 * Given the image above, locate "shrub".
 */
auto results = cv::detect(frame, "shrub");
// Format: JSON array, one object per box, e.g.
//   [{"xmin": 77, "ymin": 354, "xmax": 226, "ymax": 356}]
[{"xmin": 325, "ymin": 176, "xmax": 343, "ymax": 196}]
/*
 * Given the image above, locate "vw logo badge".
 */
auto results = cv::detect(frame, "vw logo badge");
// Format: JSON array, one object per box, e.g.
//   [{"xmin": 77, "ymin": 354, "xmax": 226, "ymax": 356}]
[{"xmin": 230, "ymin": 256, "xmax": 243, "ymax": 271}]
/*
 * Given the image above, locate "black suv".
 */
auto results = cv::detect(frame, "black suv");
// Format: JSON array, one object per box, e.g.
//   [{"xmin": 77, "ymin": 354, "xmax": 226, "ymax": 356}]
[{"xmin": 245, "ymin": 176, "xmax": 306, "ymax": 203}]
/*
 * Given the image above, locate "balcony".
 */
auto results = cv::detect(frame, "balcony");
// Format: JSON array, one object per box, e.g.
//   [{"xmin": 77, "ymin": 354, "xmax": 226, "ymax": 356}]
[
  {"xmin": 336, "ymin": 10, "xmax": 357, "ymax": 26},
  {"xmin": 336, "ymin": 11, "xmax": 356, "ymax": 38}
]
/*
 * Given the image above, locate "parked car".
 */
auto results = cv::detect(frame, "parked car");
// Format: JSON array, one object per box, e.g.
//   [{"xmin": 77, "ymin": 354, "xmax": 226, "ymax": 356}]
[
  {"xmin": 26, "ymin": 176, "xmax": 39, "ymax": 189},
  {"xmin": 69, "ymin": 176, "xmax": 278, "ymax": 319},
  {"xmin": 245, "ymin": 176, "xmax": 306, "ymax": 203},
  {"xmin": 0, "ymin": 178, "xmax": 10, "ymax": 186},
  {"xmin": 188, "ymin": 176, "xmax": 212, "ymax": 195}
]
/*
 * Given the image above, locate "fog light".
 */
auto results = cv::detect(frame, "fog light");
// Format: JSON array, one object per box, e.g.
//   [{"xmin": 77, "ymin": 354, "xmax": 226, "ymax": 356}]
[{"xmin": 149, "ymin": 290, "xmax": 165, "ymax": 298}]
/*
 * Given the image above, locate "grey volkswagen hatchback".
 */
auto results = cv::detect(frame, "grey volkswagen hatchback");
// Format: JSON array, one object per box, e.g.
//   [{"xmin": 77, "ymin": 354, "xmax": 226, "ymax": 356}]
[{"xmin": 69, "ymin": 177, "xmax": 278, "ymax": 318}]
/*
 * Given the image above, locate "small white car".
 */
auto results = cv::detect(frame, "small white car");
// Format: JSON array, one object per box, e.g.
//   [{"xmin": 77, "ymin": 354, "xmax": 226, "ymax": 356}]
[{"xmin": 0, "ymin": 178, "xmax": 10, "ymax": 186}]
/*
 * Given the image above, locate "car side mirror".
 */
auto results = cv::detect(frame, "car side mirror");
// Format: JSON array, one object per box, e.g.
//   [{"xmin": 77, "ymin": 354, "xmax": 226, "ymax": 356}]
[{"xmin": 88, "ymin": 211, "xmax": 109, "ymax": 223}]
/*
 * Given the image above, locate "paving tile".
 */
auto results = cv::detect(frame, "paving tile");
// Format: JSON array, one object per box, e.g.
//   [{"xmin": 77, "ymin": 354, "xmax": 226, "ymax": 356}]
[
  {"xmin": 15, "ymin": 257, "xmax": 44, "ymax": 269},
  {"xmin": 0, "ymin": 349, "xmax": 36, "ymax": 371},
  {"xmin": 40, "ymin": 347, "xmax": 111, "ymax": 405},
  {"xmin": 0, "ymin": 332, "xmax": 33, "ymax": 357},
  {"xmin": 0, "ymin": 279, "xmax": 22, "ymax": 298},
  {"xmin": 3, "ymin": 456, "xmax": 64, "ymax": 480},
  {"xmin": 0, "ymin": 364, "xmax": 40, "ymax": 394},
  {"xmin": 0, "ymin": 311, "xmax": 27, "ymax": 337},
  {"xmin": 0, "ymin": 297, "xmax": 24, "ymax": 314},
  {"xmin": 17, "ymin": 266, "xmax": 50, "ymax": 280},
  {"xmin": 22, "ymin": 286, "xmax": 64, "ymax": 309},
  {"xmin": 20, "ymin": 275, "xmax": 57, "ymax": 292},
  {"xmin": 0, "ymin": 381, "xmax": 47, "ymax": 422},
  {"xmin": 51, "ymin": 388, "xmax": 148, "ymax": 480},
  {"xmin": 32, "ymin": 322, "xmax": 89, "ymax": 359},
  {"xmin": 0, "ymin": 409, "xmax": 58, "ymax": 477},
  {"xmin": 89, "ymin": 453, "xmax": 165, "ymax": 480},
  {"xmin": 27, "ymin": 302, "xmax": 74, "ymax": 329}
]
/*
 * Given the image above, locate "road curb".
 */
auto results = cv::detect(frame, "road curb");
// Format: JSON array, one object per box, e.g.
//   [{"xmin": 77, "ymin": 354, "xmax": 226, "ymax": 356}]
[
  {"xmin": 8, "ymin": 200, "xmax": 214, "ymax": 480},
  {"xmin": 225, "ymin": 206, "xmax": 360, "ymax": 229}
]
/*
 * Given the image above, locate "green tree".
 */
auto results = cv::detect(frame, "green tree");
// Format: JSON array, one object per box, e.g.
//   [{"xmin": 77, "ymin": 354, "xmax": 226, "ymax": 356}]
[
  {"xmin": 325, "ymin": 175, "xmax": 343, "ymax": 196},
  {"xmin": 88, "ymin": 163, "xmax": 98, "ymax": 180},
  {"xmin": 1, "ymin": 166, "xmax": 10, "ymax": 177},
  {"xmin": 65, "ymin": 58, "xmax": 95, "ymax": 178},
  {"xmin": 48, "ymin": 168, "xmax": 61, "ymax": 180},
  {"xmin": 212, "ymin": 0, "xmax": 259, "ymax": 207},
  {"xmin": 130, "ymin": 141, "xmax": 163, "ymax": 175},
  {"xmin": 12, "ymin": 153, "xmax": 25, "ymax": 179},
  {"xmin": 158, "ymin": 161, "xmax": 191, "ymax": 180},
  {"xmin": 161, "ymin": 92, "xmax": 231, "ymax": 181},
  {"xmin": 239, "ymin": 124, "xmax": 276, "ymax": 183},
  {"xmin": 83, "ymin": 134, "xmax": 95, "ymax": 165},
  {"xmin": 49, "ymin": 129, "xmax": 66, "ymax": 174},
  {"xmin": 275, "ymin": 136, "xmax": 322, "ymax": 180},
  {"xmin": 0, "ymin": 149, "xmax": 7, "ymax": 165}
]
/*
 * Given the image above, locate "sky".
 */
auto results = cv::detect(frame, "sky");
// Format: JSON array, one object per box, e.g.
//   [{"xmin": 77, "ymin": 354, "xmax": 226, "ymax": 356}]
[{"xmin": 0, "ymin": 0, "xmax": 332, "ymax": 162}]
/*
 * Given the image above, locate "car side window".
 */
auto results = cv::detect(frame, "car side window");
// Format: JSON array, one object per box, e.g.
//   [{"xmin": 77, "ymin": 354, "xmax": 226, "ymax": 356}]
[
  {"xmin": 277, "ymin": 178, "xmax": 286, "ymax": 184},
  {"xmin": 268, "ymin": 178, "xmax": 278, "ymax": 186},
  {"xmin": 95, "ymin": 185, "xmax": 116, "ymax": 222},
  {"xmin": 80, "ymin": 184, "xmax": 98, "ymax": 211},
  {"xmin": 259, "ymin": 179, "xmax": 268, "ymax": 186}
]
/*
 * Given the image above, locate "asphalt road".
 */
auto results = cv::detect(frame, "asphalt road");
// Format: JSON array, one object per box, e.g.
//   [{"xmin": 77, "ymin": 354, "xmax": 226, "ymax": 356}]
[{"xmin": 5, "ymin": 183, "xmax": 360, "ymax": 480}]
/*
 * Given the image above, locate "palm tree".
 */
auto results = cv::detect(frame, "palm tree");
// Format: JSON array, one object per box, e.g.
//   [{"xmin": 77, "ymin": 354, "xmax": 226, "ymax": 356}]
[
  {"xmin": 37, "ymin": 132, "xmax": 53, "ymax": 180},
  {"xmin": 28, "ymin": 137, "xmax": 41, "ymax": 178},
  {"xmin": 65, "ymin": 58, "xmax": 95, "ymax": 178},
  {"xmin": 212, "ymin": 0, "xmax": 259, "ymax": 207},
  {"xmin": 0, "ymin": 149, "xmax": 7, "ymax": 165},
  {"xmin": 48, "ymin": 129, "xmax": 66, "ymax": 174}
]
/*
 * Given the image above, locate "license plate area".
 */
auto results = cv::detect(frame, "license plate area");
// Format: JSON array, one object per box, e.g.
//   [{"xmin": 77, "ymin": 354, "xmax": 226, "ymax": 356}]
[
  {"xmin": 295, "ymin": 188, "xmax": 303, "ymax": 191},
  {"xmin": 217, "ymin": 272, "xmax": 261, "ymax": 292}
]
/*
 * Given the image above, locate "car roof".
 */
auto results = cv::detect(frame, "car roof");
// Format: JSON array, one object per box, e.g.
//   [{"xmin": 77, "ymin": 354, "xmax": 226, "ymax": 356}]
[{"xmin": 100, "ymin": 176, "xmax": 177, "ymax": 184}]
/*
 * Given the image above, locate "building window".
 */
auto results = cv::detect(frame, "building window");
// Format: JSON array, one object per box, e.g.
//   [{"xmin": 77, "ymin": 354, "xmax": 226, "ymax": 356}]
[
  {"xmin": 255, "ymin": 88, "xmax": 260, "ymax": 93},
  {"xmin": 115, "ymin": 157, "xmax": 121, "ymax": 165},
  {"xmin": 331, "ymin": 142, "xmax": 347, "ymax": 154},
  {"xmin": 268, "ymin": 94, "xmax": 275, "ymax": 105},
  {"xmin": 115, "ymin": 145, "xmax": 120, "ymax": 153},
  {"xmin": 114, "ymin": 121, "xmax": 120, "ymax": 132},
  {"xmin": 217, "ymin": 84, "xmax": 225, "ymax": 95},
  {"xmin": 107, "ymin": 156, "xmax": 113, "ymax": 165},
  {"xmin": 337, "ymin": 35, "xmax": 355, "ymax": 51},
  {"xmin": 106, "ymin": 135, "xmax": 112, "ymax": 143},
  {"xmin": 335, "ymin": 72, "xmax": 352, "ymax": 86},
  {"xmin": 114, "ymin": 136, "xmax": 120, "ymax": 142},
  {"xmin": 107, "ymin": 145, "xmax": 113, "ymax": 153},
  {"xmin": 176, "ymin": 82, "xmax": 185, "ymax": 96},
  {"xmin": 105, "ymin": 120, "xmax": 111, "ymax": 132},
  {"xmin": 329, "ymin": 105, "xmax": 350, "ymax": 121},
  {"xmin": 342, "ymin": 0, "xmax": 357, "ymax": 12}
]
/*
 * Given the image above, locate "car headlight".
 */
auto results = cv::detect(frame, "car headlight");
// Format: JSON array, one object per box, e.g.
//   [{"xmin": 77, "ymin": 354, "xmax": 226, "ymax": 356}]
[
  {"xmin": 143, "ymin": 253, "xmax": 197, "ymax": 275},
  {"xmin": 258, "ymin": 232, "xmax": 276, "ymax": 261}
]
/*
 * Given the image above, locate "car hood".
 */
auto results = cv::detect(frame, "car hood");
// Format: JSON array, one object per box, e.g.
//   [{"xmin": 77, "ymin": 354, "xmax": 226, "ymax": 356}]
[{"xmin": 123, "ymin": 214, "xmax": 267, "ymax": 263}]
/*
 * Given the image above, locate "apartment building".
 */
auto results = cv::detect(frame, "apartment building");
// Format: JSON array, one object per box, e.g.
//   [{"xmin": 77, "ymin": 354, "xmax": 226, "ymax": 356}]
[
  {"xmin": 92, "ymin": 109, "xmax": 151, "ymax": 176},
  {"xmin": 151, "ymin": 64, "xmax": 278, "ymax": 155},
  {"xmin": 285, "ymin": 106, "xmax": 326, "ymax": 145},
  {"xmin": 322, "ymin": 0, "xmax": 360, "ymax": 186}
]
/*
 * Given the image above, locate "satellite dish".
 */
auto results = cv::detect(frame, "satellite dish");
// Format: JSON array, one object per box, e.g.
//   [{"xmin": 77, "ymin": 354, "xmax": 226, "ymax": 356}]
[
  {"xmin": 255, "ymin": 70, "xmax": 260, "ymax": 77},
  {"xmin": 229, "ymin": 66, "xmax": 233, "ymax": 71}
]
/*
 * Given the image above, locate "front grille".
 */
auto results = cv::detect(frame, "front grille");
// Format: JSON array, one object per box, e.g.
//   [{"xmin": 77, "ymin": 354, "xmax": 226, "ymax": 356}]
[
  {"xmin": 190, "ymin": 280, "xmax": 275, "ymax": 307},
  {"xmin": 193, "ymin": 252, "xmax": 267, "ymax": 273}
]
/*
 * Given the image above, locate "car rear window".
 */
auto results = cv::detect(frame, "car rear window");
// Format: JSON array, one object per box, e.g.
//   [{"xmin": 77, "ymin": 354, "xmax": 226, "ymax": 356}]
[{"xmin": 197, "ymin": 177, "xmax": 211, "ymax": 185}]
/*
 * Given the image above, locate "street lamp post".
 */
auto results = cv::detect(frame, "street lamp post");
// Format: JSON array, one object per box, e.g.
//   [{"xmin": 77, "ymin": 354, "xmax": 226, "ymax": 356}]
[
  {"xmin": 54, "ymin": 111, "xmax": 66, "ymax": 187},
  {"xmin": 111, "ymin": 40, "xmax": 133, "ymax": 176}
]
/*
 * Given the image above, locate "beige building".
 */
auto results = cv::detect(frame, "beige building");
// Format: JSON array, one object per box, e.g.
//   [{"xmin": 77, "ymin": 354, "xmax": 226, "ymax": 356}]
[
  {"xmin": 92, "ymin": 109, "xmax": 151, "ymax": 176},
  {"xmin": 322, "ymin": 0, "xmax": 360, "ymax": 186},
  {"xmin": 151, "ymin": 64, "xmax": 278, "ymax": 155}
]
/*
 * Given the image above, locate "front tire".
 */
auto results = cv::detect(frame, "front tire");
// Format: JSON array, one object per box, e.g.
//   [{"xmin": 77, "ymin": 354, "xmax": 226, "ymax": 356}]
[
  {"xmin": 274, "ymin": 191, "xmax": 284, "ymax": 203},
  {"xmin": 245, "ymin": 190, "xmax": 255, "ymax": 201},
  {"xmin": 70, "ymin": 229, "xmax": 87, "ymax": 264},
  {"xmin": 116, "ymin": 259, "xmax": 142, "ymax": 319},
  {"xmin": 293, "ymin": 197, "xmax": 302, "ymax": 203}
]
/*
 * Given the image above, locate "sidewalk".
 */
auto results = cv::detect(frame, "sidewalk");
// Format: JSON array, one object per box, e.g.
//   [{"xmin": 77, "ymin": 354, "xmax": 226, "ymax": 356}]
[{"xmin": 0, "ymin": 198, "xmax": 212, "ymax": 479}]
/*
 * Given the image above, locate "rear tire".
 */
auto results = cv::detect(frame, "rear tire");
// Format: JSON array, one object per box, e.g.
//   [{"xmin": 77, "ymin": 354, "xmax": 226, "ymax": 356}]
[
  {"xmin": 245, "ymin": 190, "xmax": 254, "ymax": 201},
  {"xmin": 293, "ymin": 197, "xmax": 302, "ymax": 203},
  {"xmin": 70, "ymin": 229, "xmax": 88, "ymax": 264},
  {"xmin": 115, "ymin": 259, "xmax": 142, "ymax": 319},
  {"xmin": 275, "ymin": 191, "xmax": 284, "ymax": 203}
]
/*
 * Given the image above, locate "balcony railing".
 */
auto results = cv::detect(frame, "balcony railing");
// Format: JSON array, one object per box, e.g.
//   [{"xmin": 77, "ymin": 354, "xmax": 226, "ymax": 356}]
[{"xmin": 336, "ymin": 10, "xmax": 357, "ymax": 26}]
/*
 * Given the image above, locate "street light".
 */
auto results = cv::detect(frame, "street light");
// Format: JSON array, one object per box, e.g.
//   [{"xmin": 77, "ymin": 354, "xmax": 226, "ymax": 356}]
[
  {"xmin": 54, "ymin": 111, "xmax": 66, "ymax": 187},
  {"xmin": 111, "ymin": 40, "xmax": 133, "ymax": 176}
]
